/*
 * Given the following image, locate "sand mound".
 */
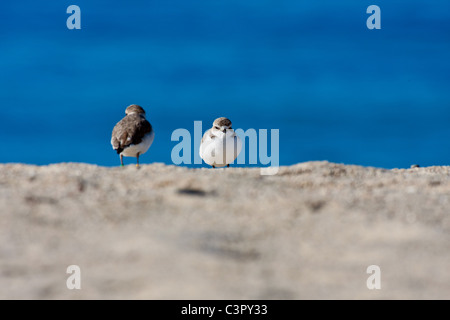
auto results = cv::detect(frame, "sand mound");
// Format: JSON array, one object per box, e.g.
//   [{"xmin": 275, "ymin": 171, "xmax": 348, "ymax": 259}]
[{"xmin": 1, "ymin": 161, "xmax": 449, "ymax": 299}]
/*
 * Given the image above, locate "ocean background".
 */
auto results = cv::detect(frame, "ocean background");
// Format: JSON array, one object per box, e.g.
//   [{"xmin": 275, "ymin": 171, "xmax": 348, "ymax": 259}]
[{"xmin": 0, "ymin": 0, "xmax": 449, "ymax": 168}]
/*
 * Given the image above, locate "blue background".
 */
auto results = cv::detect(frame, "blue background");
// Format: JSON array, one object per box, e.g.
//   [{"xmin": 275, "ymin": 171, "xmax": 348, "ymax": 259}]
[{"xmin": 1, "ymin": 1, "xmax": 449, "ymax": 168}]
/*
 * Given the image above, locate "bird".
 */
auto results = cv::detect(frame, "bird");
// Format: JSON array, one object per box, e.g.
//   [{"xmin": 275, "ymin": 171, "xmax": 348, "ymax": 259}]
[
  {"xmin": 111, "ymin": 104, "xmax": 154, "ymax": 167},
  {"xmin": 199, "ymin": 117, "xmax": 242, "ymax": 168}
]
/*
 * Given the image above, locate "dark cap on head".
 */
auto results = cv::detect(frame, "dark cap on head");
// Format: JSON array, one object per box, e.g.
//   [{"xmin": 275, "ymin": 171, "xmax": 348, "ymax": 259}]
[
  {"xmin": 125, "ymin": 104, "xmax": 146, "ymax": 115},
  {"xmin": 213, "ymin": 117, "xmax": 232, "ymax": 127}
]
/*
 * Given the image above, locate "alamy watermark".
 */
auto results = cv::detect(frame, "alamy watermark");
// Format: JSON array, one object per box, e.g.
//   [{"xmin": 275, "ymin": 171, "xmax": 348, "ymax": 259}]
[
  {"xmin": 66, "ymin": 5, "xmax": 380, "ymax": 31},
  {"xmin": 366, "ymin": 265, "xmax": 381, "ymax": 289},
  {"xmin": 67, "ymin": 5, "xmax": 81, "ymax": 30},
  {"xmin": 367, "ymin": 5, "xmax": 381, "ymax": 30},
  {"xmin": 171, "ymin": 121, "xmax": 279, "ymax": 175},
  {"xmin": 66, "ymin": 265, "xmax": 81, "ymax": 290}
]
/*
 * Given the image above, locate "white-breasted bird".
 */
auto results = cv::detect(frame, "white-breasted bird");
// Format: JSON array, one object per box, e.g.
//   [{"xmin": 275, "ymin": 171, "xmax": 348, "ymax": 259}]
[{"xmin": 199, "ymin": 117, "xmax": 242, "ymax": 168}]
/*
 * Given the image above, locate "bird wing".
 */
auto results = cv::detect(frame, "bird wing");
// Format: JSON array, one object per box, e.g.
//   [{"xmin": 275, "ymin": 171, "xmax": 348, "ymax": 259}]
[
  {"xmin": 201, "ymin": 129, "xmax": 215, "ymax": 144},
  {"xmin": 111, "ymin": 115, "xmax": 152, "ymax": 154}
]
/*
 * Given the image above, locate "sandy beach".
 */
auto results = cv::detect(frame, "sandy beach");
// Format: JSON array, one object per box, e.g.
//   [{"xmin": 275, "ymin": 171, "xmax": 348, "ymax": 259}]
[{"xmin": 0, "ymin": 161, "xmax": 449, "ymax": 299}]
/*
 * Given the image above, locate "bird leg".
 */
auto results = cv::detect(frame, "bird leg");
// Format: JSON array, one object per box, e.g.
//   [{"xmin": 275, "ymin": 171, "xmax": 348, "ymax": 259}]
[
  {"xmin": 136, "ymin": 153, "xmax": 140, "ymax": 168},
  {"xmin": 120, "ymin": 154, "xmax": 124, "ymax": 167}
]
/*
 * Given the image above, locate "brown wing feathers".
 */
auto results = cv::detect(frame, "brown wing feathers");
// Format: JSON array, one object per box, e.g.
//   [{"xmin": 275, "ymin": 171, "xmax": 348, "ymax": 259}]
[{"xmin": 112, "ymin": 114, "xmax": 152, "ymax": 154}]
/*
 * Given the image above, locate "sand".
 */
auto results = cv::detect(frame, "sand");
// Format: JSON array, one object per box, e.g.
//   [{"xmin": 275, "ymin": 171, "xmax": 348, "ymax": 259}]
[{"xmin": 0, "ymin": 161, "xmax": 449, "ymax": 299}]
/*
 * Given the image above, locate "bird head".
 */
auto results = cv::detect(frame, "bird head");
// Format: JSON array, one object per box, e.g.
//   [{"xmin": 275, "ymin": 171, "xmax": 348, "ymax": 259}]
[
  {"xmin": 125, "ymin": 104, "xmax": 146, "ymax": 116},
  {"xmin": 212, "ymin": 117, "xmax": 233, "ymax": 136}
]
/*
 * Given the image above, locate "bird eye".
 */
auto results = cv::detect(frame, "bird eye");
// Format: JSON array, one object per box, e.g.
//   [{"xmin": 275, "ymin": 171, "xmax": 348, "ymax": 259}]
[{"xmin": 214, "ymin": 126, "xmax": 220, "ymax": 130}]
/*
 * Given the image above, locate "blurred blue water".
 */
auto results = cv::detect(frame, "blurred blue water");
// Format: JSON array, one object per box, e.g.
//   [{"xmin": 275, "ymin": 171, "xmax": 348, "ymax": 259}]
[{"xmin": 0, "ymin": 0, "xmax": 449, "ymax": 168}]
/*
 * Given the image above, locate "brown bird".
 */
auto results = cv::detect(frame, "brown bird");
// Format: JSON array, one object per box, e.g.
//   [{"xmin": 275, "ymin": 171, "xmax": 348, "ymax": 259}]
[{"xmin": 111, "ymin": 104, "xmax": 154, "ymax": 167}]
